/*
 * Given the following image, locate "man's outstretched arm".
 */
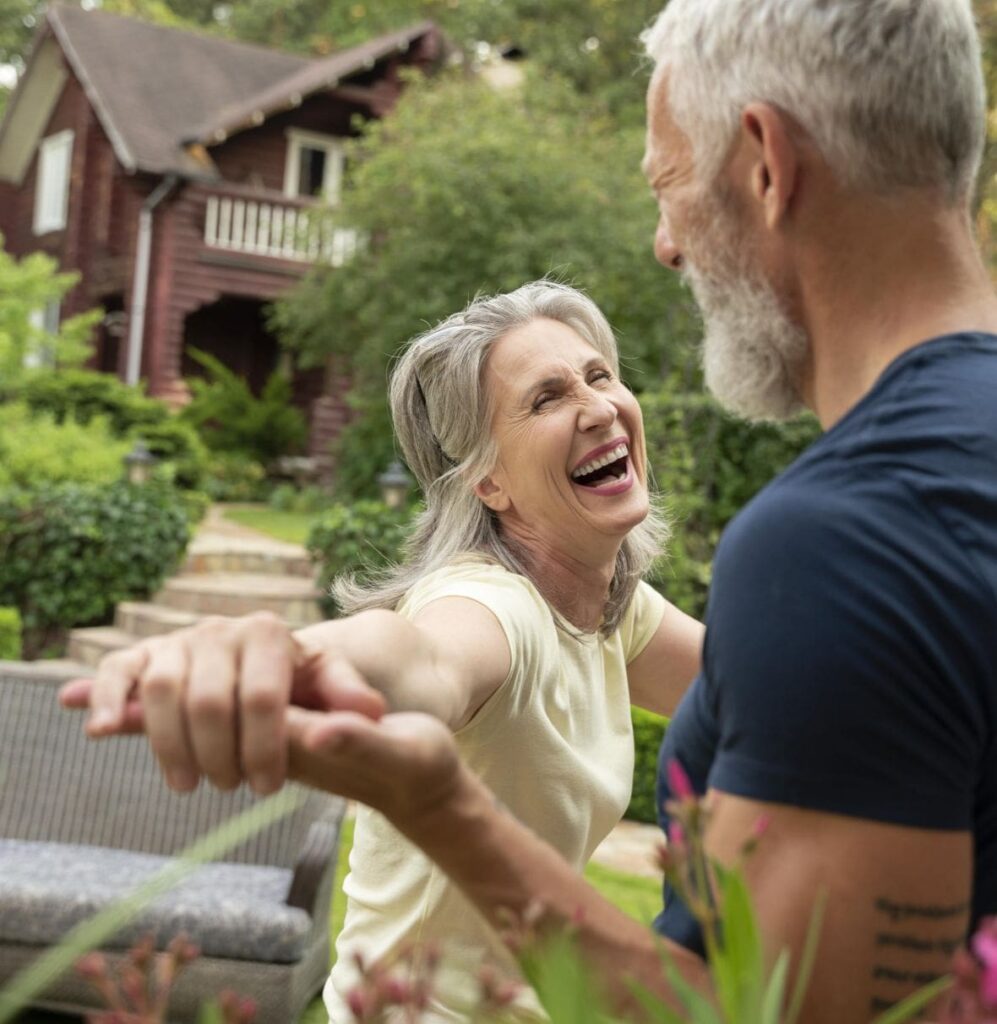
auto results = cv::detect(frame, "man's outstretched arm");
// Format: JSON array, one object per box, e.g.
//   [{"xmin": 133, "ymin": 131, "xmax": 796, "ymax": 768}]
[{"xmin": 286, "ymin": 708, "xmax": 971, "ymax": 1024}]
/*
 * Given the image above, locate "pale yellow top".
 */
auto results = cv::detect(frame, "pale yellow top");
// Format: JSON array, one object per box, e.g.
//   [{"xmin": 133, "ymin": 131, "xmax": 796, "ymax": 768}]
[{"xmin": 325, "ymin": 558, "xmax": 666, "ymax": 1023}]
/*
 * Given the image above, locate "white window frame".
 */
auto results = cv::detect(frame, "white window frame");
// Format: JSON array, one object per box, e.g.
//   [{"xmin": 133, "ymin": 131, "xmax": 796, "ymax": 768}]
[
  {"xmin": 283, "ymin": 129, "xmax": 344, "ymax": 203},
  {"xmin": 25, "ymin": 300, "xmax": 61, "ymax": 368},
  {"xmin": 33, "ymin": 129, "xmax": 74, "ymax": 235}
]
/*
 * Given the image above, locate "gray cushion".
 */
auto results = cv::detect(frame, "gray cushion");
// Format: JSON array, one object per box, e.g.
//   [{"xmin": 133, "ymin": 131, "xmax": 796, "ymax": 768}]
[{"xmin": 0, "ymin": 840, "xmax": 312, "ymax": 963}]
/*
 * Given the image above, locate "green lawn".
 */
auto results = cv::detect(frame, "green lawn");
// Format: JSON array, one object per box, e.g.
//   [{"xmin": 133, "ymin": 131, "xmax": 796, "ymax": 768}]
[
  {"xmin": 221, "ymin": 504, "xmax": 320, "ymax": 546},
  {"xmin": 298, "ymin": 817, "xmax": 661, "ymax": 1022}
]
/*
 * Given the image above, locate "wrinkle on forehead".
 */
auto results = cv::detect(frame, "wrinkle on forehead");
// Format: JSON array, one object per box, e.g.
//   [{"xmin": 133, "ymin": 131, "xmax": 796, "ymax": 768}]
[{"xmin": 643, "ymin": 67, "xmax": 695, "ymax": 190}]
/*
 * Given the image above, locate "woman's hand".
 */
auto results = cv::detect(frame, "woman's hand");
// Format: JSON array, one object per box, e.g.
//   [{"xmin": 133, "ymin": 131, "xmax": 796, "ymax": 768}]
[{"xmin": 59, "ymin": 611, "xmax": 387, "ymax": 795}]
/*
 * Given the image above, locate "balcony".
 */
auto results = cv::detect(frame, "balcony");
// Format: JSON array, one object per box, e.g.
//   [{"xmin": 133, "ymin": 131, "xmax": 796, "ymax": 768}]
[{"xmin": 201, "ymin": 186, "xmax": 358, "ymax": 266}]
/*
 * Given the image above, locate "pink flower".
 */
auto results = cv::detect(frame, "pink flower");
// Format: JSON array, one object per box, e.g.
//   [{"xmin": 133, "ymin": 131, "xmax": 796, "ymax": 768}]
[
  {"xmin": 972, "ymin": 918, "xmax": 997, "ymax": 1006},
  {"xmin": 667, "ymin": 759, "xmax": 695, "ymax": 803},
  {"xmin": 668, "ymin": 820, "xmax": 687, "ymax": 854}
]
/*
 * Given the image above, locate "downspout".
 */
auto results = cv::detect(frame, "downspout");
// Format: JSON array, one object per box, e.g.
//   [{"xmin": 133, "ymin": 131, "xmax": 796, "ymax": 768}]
[{"xmin": 125, "ymin": 174, "xmax": 179, "ymax": 386}]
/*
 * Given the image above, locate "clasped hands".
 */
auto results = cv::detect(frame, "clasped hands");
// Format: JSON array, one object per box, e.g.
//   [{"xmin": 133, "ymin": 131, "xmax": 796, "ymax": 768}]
[{"xmin": 59, "ymin": 611, "xmax": 462, "ymax": 827}]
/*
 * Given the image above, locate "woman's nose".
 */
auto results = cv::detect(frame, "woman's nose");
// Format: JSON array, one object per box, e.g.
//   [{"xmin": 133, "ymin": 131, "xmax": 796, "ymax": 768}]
[{"xmin": 578, "ymin": 389, "xmax": 617, "ymax": 431}]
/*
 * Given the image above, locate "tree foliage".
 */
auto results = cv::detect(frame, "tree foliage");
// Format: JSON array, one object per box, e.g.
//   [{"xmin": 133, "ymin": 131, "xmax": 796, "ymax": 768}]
[
  {"xmin": 270, "ymin": 70, "xmax": 699, "ymax": 494},
  {"xmin": 0, "ymin": 236, "xmax": 100, "ymax": 389}
]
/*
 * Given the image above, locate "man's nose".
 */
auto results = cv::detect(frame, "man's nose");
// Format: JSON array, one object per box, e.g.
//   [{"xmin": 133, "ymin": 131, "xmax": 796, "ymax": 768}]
[{"xmin": 654, "ymin": 220, "xmax": 684, "ymax": 271}]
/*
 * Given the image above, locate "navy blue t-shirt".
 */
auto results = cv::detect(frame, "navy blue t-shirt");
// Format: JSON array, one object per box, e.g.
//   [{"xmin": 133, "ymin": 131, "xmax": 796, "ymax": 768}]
[{"xmin": 654, "ymin": 333, "xmax": 997, "ymax": 954}]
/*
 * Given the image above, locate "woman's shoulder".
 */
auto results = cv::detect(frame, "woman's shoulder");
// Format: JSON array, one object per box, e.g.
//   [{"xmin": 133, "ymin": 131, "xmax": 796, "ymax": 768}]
[{"xmin": 397, "ymin": 554, "xmax": 549, "ymax": 619}]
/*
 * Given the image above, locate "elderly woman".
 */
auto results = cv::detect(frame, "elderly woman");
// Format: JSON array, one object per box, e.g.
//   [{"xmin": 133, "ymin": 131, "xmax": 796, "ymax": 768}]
[{"xmin": 66, "ymin": 281, "xmax": 702, "ymax": 1022}]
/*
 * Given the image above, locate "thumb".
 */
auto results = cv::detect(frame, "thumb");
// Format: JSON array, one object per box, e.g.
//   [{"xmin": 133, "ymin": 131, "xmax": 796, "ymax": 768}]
[{"xmin": 292, "ymin": 654, "xmax": 388, "ymax": 720}]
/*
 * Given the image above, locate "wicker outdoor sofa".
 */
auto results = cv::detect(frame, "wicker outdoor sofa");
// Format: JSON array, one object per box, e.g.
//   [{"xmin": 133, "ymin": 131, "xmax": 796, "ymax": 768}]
[{"xmin": 0, "ymin": 660, "xmax": 345, "ymax": 1022}]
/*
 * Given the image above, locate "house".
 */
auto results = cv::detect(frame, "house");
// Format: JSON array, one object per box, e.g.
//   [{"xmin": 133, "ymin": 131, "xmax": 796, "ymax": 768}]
[{"xmin": 0, "ymin": 4, "xmax": 443, "ymax": 468}]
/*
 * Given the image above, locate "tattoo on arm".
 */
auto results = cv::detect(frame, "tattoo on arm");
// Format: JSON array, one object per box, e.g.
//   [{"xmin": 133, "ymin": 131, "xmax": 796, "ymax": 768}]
[{"xmin": 868, "ymin": 899, "xmax": 969, "ymax": 1014}]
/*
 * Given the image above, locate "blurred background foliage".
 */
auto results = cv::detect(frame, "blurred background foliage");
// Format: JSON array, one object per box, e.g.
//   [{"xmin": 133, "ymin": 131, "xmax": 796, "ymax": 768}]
[{"xmin": 0, "ymin": 0, "xmax": 993, "ymax": 627}]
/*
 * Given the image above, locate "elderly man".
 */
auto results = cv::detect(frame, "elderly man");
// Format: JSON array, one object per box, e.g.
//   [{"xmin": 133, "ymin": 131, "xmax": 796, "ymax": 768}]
[{"xmin": 68, "ymin": 0, "xmax": 997, "ymax": 1020}]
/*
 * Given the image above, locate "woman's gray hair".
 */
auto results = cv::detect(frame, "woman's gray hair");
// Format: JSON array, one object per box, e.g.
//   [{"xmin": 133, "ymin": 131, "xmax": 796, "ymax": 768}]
[
  {"xmin": 334, "ymin": 280, "xmax": 670, "ymax": 636},
  {"xmin": 643, "ymin": 0, "xmax": 986, "ymax": 203}
]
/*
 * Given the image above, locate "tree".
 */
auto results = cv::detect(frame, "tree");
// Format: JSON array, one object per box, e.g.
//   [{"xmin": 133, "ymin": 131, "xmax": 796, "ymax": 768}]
[
  {"xmin": 0, "ymin": 235, "xmax": 101, "ymax": 390},
  {"xmin": 270, "ymin": 71, "xmax": 699, "ymax": 496}
]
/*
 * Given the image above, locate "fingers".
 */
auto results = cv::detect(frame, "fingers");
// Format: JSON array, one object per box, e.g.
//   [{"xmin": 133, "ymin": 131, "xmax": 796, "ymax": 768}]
[
  {"xmin": 86, "ymin": 645, "xmax": 149, "ymax": 736},
  {"xmin": 140, "ymin": 638, "xmax": 199, "ymax": 792},
  {"xmin": 297, "ymin": 655, "xmax": 388, "ymax": 721},
  {"xmin": 59, "ymin": 677, "xmax": 92, "ymax": 709},
  {"xmin": 238, "ymin": 614, "xmax": 295, "ymax": 794},
  {"xmin": 285, "ymin": 707, "xmax": 459, "ymax": 823},
  {"xmin": 186, "ymin": 623, "xmax": 241, "ymax": 791}
]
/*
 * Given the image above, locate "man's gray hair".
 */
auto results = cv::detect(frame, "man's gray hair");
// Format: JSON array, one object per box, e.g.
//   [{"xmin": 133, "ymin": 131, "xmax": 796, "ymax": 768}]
[
  {"xmin": 643, "ymin": 0, "xmax": 986, "ymax": 202},
  {"xmin": 334, "ymin": 280, "xmax": 670, "ymax": 636}
]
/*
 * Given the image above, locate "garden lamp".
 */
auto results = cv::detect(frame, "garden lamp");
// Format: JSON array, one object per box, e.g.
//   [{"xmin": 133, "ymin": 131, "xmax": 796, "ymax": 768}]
[
  {"xmin": 377, "ymin": 459, "xmax": 412, "ymax": 509},
  {"xmin": 123, "ymin": 440, "xmax": 157, "ymax": 485}
]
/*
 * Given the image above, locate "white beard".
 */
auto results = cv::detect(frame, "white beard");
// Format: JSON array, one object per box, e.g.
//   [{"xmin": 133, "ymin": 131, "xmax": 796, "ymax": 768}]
[{"xmin": 681, "ymin": 190, "xmax": 810, "ymax": 422}]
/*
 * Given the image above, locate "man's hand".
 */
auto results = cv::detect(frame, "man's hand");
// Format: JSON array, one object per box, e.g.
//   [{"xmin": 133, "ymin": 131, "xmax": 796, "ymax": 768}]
[
  {"xmin": 286, "ymin": 708, "xmax": 464, "ymax": 827},
  {"xmin": 59, "ymin": 611, "xmax": 387, "ymax": 794}
]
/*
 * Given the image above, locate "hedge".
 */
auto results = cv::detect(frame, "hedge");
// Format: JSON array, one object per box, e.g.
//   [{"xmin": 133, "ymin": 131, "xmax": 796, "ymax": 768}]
[
  {"xmin": 0, "ymin": 481, "xmax": 191, "ymax": 658},
  {"xmin": 627, "ymin": 706, "xmax": 668, "ymax": 823},
  {"xmin": 0, "ymin": 607, "xmax": 21, "ymax": 661}
]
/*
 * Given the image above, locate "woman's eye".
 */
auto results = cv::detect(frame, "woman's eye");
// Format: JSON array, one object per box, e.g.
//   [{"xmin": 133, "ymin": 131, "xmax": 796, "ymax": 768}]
[
  {"xmin": 589, "ymin": 370, "xmax": 613, "ymax": 384},
  {"xmin": 532, "ymin": 393, "xmax": 555, "ymax": 411}
]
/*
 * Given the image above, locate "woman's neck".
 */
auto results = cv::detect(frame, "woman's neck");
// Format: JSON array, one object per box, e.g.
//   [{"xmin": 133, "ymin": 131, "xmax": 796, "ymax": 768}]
[{"xmin": 502, "ymin": 526, "xmax": 619, "ymax": 633}]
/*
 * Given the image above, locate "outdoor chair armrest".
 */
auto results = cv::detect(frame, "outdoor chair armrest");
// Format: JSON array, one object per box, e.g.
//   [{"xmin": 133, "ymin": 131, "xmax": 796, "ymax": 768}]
[{"xmin": 286, "ymin": 802, "xmax": 345, "ymax": 913}]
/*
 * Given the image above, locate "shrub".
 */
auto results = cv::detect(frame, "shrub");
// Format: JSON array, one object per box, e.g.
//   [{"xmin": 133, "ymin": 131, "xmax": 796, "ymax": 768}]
[
  {"xmin": 0, "ymin": 404, "xmax": 131, "ymax": 488},
  {"xmin": 0, "ymin": 481, "xmax": 191, "ymax": 658},
  {"xmin": 306, "ymin": 500, "xmax": 415, "ymax": 617},
  {"xmin": 17, "ymin": 368, "xmax": 169, "ymax": 435},
  {"xmin": 641, "ymin": 389, "xmax": 821, "ymax": 619},
  {"xmin": 202, "ymin": 453, "xmax": 271, "ymax": 502},
  {"xmin": 627, "ymin": 706, "xmax": 668, "ymax": 824},
  {"xmin": 268, "ymin": 483, "xmax": 331, "ymax": 515},
  {"xmin": 180, "ymin": 349, "xmax": 307, "ymax": 465},
  {"xmin": 130, "ymin": 418, "xmax": 209, "ymax": 491},
  {"xmin": 0, "ymin": 607, "xmax": 21, "ymax": 660}
]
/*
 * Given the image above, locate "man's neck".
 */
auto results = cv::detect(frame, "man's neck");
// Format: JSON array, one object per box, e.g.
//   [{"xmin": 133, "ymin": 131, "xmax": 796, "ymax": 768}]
[{"xmin": 796, "ymin": 196, "xmax": 997, "ymax": 428}]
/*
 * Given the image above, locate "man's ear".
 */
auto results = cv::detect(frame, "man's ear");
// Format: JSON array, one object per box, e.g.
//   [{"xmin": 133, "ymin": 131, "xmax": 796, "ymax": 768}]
[
  {"xmin": 740, "ymin": 102, "xmax": 799, "ymax": 230},
  {"xmin": 474, "ymin": 476, "xmax": 511, "ymax": 513}
]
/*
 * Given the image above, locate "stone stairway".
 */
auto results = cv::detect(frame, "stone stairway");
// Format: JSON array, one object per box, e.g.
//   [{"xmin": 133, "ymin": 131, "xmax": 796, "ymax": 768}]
[{"xmin": 67, "ymin": 509, "xmax": 324, "ymax": 668}]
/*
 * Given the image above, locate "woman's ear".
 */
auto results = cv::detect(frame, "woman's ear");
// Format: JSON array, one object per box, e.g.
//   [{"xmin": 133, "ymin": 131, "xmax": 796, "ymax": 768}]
[{"xmin": 474, "ymin": 476, "xmax": 511, "ymax": 513}]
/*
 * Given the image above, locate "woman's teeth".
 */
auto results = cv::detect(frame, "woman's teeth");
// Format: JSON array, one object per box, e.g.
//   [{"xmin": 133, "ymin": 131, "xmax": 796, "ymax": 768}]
[{"xmin": 571, "ymin": 443, "xmax": 629, "ymax": 483}]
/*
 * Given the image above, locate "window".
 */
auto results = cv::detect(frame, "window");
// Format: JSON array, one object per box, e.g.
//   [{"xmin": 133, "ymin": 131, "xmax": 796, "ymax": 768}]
[
  {"xmin": 25, "ymin": 301, "xmax": 60, "ymax": 368},
  {"xmin": 33, "ymin": 130, "xmax": 74, "ymax": 234},
  {"xmin": 283, "ymin": 130, "xmax": 344, "ymax": 202}
]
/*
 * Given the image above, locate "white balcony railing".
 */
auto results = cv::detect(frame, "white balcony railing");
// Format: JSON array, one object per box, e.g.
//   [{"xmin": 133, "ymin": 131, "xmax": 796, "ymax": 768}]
[{"xmin": 204, "ymin": 195, "xmax": 358, "ymax": 266}]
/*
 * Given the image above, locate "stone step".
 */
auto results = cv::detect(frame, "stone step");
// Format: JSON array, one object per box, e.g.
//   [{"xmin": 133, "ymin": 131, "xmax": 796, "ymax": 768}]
[
  {"xmin": 114, "ymin": 601, "xmax": 201, "ymax": 639},
  {"xmin": 154, "ymin": 573, "xmax": 324, "ymax": 624},
  {"xmin": 183, "ymin": 543, "xmax": 313, "ymax": 579},
  {"xmin": 66, "ymin": 626, "xmax": 137, "ymax": 669}
]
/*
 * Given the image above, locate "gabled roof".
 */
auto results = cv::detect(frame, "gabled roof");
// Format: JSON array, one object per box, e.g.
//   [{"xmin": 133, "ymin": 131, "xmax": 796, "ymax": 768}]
[
  {"xmin": 0, "ymin": 4, "xmax": 439, "ymax": 182},
  {"xmin": 186, "ymin": 21, "xmax": 441, "ymax": 146}
]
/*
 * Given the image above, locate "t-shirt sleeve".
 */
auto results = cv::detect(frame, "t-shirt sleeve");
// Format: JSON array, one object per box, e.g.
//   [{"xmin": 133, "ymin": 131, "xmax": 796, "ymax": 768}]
[
  {"xmin": 619, "ymin": 581, "xmax": 667, "ymax": 663},
  {"xmin": 397, "ymin": 563, "xmax": 553, "ymax": 718},
  {"xmin": 703, "ymin": 477, "xmax": 989, "ymax": 830}
]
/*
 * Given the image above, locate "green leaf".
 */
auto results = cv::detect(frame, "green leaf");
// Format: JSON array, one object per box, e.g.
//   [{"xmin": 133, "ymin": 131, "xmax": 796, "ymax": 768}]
[
  {"xmin": 868, "ymin": 975, "xmax": 953, "ymax": 1024},
  {"xmin": 760, "ymin": 950, "xmax": 789, "ymax": 1024},
  {"xmin": 784, "ymin": 888, "xmax": 827, "ymax": 1024},
  {"xmin": 626, "ymin": 980, "xmax": 691, "ymax": 1024}
]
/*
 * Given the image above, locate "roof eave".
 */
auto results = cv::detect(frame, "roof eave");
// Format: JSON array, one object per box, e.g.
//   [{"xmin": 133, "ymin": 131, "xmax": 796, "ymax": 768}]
[{"xmin": 183, "ymin": 20, "xmax": 440, "ymax": 148}]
